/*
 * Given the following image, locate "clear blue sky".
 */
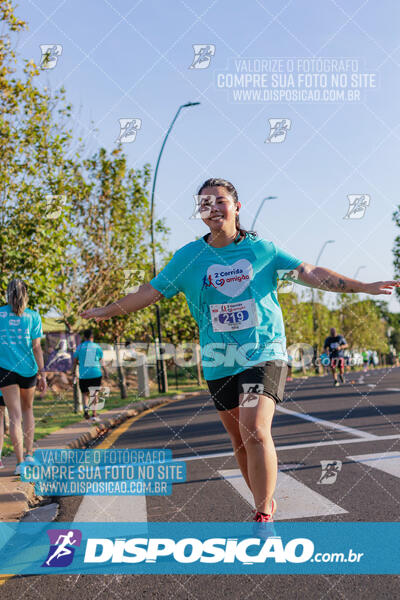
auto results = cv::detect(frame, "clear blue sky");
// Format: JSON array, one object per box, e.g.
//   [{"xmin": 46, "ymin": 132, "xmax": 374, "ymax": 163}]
[{"xmin": 19, "ymin": 0, "xmax": 400, "ymax": 311}]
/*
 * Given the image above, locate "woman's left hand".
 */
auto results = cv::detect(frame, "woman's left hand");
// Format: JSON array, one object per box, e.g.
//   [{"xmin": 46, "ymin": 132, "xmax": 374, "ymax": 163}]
[{"xmin": 364, "ymin": 281, "xmax": 400, "ymax": 295}]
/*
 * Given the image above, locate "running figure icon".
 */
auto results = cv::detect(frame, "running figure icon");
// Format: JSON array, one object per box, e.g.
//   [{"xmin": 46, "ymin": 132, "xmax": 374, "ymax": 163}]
[{"xmin": 45, "ymin": 531, "xmax": 78, "ymax": 566}]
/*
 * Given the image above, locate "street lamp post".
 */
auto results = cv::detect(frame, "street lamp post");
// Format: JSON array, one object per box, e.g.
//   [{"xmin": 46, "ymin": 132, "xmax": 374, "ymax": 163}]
[
  {"xmin": 150, "ymin": 102, "xmax": 200, "ymax": 393},
  {"xmin": 250, "ymin": 196, "xmax": 277, "ymax": 230},
  {"xmin": 311, "ymin": 240, "xmax": 335, "ymax": 373},
  {"xmin": 353, "ymin": 265, "xmax": 366, "ymax": 280}
]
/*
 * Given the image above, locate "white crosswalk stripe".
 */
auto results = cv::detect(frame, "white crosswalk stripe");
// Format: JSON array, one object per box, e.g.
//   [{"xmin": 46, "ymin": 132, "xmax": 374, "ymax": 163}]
[
  {"xmin": 73, "ymin": 495, "xmax": 148, "ymax": 524},
  {"xmin": 347, "ymin": 451, "xmax": 400, "ymax": 478},
  {"xmin": 218, "ymin": 468, "xmax": 348, "ymax": 520},
  {"xmin": 276, "ymin": 405, "xmax": 378, "ymax": 440}
]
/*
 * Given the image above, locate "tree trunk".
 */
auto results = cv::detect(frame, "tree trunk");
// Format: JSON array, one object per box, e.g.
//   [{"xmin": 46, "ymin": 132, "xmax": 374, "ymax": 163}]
[
  {"xmin": 73, "ymin": 379, "xmax": 83, "ymax": 414},
  {"xmin": 69, "ymin": 327, "xmax": 83, "ymax": 414},
  {"xmin": 301, "ymin": 348, "xmax": 307, "ymax": 374},
  {"xmin": 115, "ymin": 339, "xmax": 127, "ymax": 398},
  {"xmin": 174, "ymin": 362, "xmax": 179, "ymax": 390}
]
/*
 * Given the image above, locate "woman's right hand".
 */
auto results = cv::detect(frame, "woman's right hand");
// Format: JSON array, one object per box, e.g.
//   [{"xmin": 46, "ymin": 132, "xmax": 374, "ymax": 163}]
[
  {"xmin": 80, "ymin": 306, "xmax": 110, "ymax": 321},
  {"xmin": 37, "ymin": 375, "xmax": 47, "ymax": 395}
]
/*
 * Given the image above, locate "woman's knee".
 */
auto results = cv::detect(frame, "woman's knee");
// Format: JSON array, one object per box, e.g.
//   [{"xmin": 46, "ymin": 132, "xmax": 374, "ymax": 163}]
[
  {"xmin": 229, "ymin": 431, "xmax": 245, "ymax": 450},
  {"xmin": 21, "ymin": 401, "xmax": 34, "ymax": 414},
  {"xmin": 8, "ymin": 409, "xmax": 22, "ymax": 428},
  {"xmin": 239, "ymin": 420, "xmax": 272, "ymax": 446},
  {"xmin": 20, "ymin": 390, "xmax": 34, "ymax": 412}
]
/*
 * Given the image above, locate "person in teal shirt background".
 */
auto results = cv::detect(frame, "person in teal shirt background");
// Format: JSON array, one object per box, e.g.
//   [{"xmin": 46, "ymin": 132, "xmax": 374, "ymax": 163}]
[
  {"xmin": 0, "ymin": 279, "xmax": 47, "ymax": 475},
  {"xmin": 72, "ymin": 329, "xmax": 107, "ymax": 421}
]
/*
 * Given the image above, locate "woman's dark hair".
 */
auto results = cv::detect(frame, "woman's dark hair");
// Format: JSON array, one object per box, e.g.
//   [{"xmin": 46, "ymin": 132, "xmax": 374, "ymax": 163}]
[{"xmin": 197, "ymin": 178, "xmax": 257, "ymax": 243}]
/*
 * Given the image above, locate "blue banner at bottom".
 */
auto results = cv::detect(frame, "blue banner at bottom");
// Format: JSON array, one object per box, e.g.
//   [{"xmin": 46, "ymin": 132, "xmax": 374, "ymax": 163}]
[{"xmin": 0, "ymin": 522, "xmax": 397, "ymax": 575}]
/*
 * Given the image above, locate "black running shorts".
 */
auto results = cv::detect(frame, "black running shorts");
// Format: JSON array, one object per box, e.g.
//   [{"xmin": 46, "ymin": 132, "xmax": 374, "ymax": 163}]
[
  {"xmin": 79, "ymin": 376, "xmax": 102, "ymax": 394},
  {"xmin": 206, "ymin": 360, "xmax": 288, "ymax": 411},
  {"xmin": 0, "ymin": 366, "xmax": 38, "ymax": 390}
]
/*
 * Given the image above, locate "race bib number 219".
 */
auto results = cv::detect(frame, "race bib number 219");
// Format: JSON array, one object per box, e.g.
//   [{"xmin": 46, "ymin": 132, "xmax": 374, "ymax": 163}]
[{"xmin": 209, "ymin": 299, "xmax": 259, "ymax": 332}]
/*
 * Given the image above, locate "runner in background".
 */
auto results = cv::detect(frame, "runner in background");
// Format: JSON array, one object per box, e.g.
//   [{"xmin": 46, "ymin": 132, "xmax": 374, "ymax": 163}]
[
  {"xmin": 0, "ymin": 279, "xmax": 46, "ymax": 475},
  {"xmin": 81, "ymin": 177, "xmax": 399, "ymax": 526},
  {"xmin": 71, "ymin": 329, "xmax": 108, "ymax": 422},
  {"xmin": 362, "ymin": 349, "xmax": 369, "ymax": 372},
  {"xmin": 324, "ymin": 328, "xmax": 348, "ymax": 387},
  {"xmin": 343, "ymin": 348, "xmax": 351, "ymax": 374}
]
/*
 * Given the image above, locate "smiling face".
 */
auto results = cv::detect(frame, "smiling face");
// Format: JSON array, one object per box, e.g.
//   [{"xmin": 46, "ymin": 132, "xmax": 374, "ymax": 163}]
[{"xmin": 199, "ymin": 185, "xmax": 241, "ymax": 234}]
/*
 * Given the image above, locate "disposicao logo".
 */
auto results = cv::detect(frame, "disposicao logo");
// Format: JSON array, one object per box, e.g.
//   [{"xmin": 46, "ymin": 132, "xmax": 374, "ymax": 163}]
[
  {"xmin": 42, "ymin": 529, "xmax": 82, "ymax": 567},
  {"xmin": 82, "ymin": 536, "xmax": 314, "ymax": 564}
]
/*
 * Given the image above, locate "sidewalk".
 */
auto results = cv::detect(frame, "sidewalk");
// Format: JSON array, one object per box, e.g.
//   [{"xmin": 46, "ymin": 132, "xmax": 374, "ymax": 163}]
[{"xmin": 0, "ymin": 391, "xmax": 204, "ymax": 522}]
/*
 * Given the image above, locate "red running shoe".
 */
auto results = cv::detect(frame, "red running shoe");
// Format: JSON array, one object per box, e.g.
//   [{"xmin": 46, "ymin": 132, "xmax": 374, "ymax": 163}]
[
  {"xmin": 253, "ymin": 499, "xmax": 277, "ymax": 539},
  {"xmin": 253, "ymin": 498, "xmax": 277, "ymax": 522}
]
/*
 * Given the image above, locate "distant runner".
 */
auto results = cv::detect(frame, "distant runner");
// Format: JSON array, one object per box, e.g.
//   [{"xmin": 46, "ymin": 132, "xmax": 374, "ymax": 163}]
[
  {"xmin": 362, "ymin": 349, "xmax": 369, "ymax": 372},
  {"xmin": 71, "ymin": 329, "xmax": 108, "ymax": 422},
  {"xmin": 324, "ymin": 328, "xmax": 348, "ymax": 387}
]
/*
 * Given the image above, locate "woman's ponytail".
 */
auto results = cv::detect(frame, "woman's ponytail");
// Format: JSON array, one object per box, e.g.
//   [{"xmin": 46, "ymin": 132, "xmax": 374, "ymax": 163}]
[{"xmin": 7, "ymin": 279, "xmax": 28, "ymax": 316}]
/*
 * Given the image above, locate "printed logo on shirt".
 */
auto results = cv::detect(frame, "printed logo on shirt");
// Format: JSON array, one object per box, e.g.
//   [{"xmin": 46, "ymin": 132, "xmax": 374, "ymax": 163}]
[
  {"xmin": 9, "ymin": 319, "xmax": 20, "ymax": 326},
  {"xmin": 202, "ymin": 260, "xmax": 253, "ymax": 297}
]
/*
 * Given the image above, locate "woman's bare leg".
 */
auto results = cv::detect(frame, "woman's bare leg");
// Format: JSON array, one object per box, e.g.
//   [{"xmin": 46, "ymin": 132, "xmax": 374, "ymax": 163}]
[
  {"xmin": 82, "ymin": 392, "xmax": 89, "ymax": 415},
  {"xmin": 218, "ymin": 406, "xmax": 251, "ymax": 491},
  {"xmin": 1, "ymin": 385, "xmax": 23, "ymax": 464},
  {"xmin": 239, "ymin": 393, "xmax": 277, "ymax": 514},
  {"xmin": 20, "ymin": 387, "xmax": 36, "ymax": 456}
]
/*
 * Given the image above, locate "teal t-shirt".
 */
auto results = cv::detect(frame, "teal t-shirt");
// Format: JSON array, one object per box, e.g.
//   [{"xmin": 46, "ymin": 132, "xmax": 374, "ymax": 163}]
[
  {"xmin": 150, "ymin": 234, "xmax": 302, "ymax": 381},
  {"xmin": 73, "ymin": 341, "xmax": 103, "ymax": 379},
  {"xmin": 0, "ymin": 305, "xmax": 43, "ymax": 377}
]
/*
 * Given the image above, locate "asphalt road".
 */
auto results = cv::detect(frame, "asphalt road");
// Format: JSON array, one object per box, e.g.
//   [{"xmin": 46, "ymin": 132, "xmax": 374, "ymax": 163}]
[{"xmin": 4, "ymin": 366, "xmax": 400, "ymax": 599}]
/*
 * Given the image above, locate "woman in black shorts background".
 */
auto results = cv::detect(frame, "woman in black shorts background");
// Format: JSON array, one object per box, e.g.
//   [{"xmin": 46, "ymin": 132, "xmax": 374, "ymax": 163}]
[{"xmin": 0, "ymin": 280, "xmax": 47, "ymax": 474}]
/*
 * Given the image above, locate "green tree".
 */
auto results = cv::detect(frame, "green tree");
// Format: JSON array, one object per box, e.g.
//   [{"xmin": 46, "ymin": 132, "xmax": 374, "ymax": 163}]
[
  {"xmin": 58, "ymin": 147, "xmax": 168, "ymax": 396},
  {"xmin": 0, "ymin": 0, "xmax": 82, "ymax": 310},
  {"xmin": 334, "ymin": 298, "xmax": 388, "ymax": 353}
]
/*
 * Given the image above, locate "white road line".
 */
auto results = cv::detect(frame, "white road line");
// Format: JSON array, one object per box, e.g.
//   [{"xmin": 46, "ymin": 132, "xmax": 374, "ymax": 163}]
[
  {"xmin": 385, "ymin": 388, "xmax": 400, "ymax": 392},
  {"xmin": 276, "ymin": 405, "xmax": 378, "ymax": 440},
  {"xmin": 275, "ymin": 434, "xmax": 400, "ymax": 451},
  {"xmin": 73, "ymin": 495, "xmax": 147, "ymax": 523},
  {"xmin": 218, "ymin": 469, "xmax": 347, "ymax": 520},
  {"xmin": 180, "ymin": 433, "xmax": 400, "ymax": 461},
  {"xmin": 183, "ymin": 451, "xmax": 234, "ymax": 462},
  {"xmin": 347, "ymin": 451, "xmax": 400, "ymax": 478}
]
